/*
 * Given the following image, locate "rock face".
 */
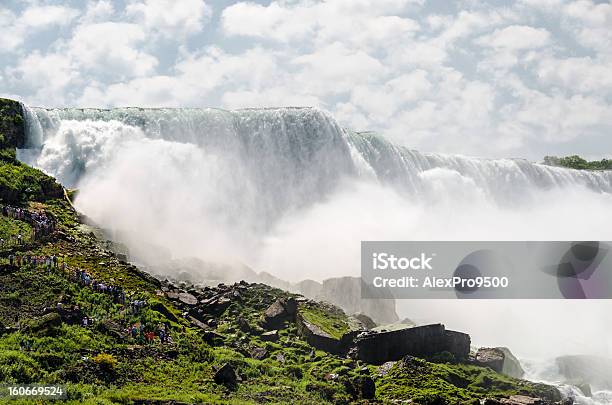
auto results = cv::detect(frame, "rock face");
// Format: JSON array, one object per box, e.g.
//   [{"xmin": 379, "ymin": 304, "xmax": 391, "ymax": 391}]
[
  {"xmin": 295, "ymin": 301, "xmax": 366, "ymax": 355},
  {"xmin": 293, "ymin": 277, "xmax": 399, "ymax": 325},
  {"xmin": 483, "ymin": 395, "xmax": 570, "ymax": 405},
  {"xmin": 475, "ymin": 347, "xmax": 504, "ymax": 373},
  {"xmin": 263, "ymin": 297, "xmax": 296, "ymax": 329},
  {"xmin": 556, "ymin": 355, "xmax": 612, "ymax": 390},
  {"xmin": 214, "ymin": 363, "xmax": 238, "ymax": 387},
  {"xmin": 352, "ymin": 313, "xmax": 376, "ymax": 330},
  {"xmin": 0, "ymin": 98, "xmax": 25, "ymax": 149},
  {"xmin": 354, "ymin": 323, "xmax": 470, "ymax": 365},
  {"xmin": 498, "ymin": 347, "xmax": 525, "ymax": 378},
  {"xmin": 474, "ymin": 347, "xmax": 525, "ymax": 378},
  {"xmin": 296, "ymin": 313, "xmax": 342, "ymax": 354}
]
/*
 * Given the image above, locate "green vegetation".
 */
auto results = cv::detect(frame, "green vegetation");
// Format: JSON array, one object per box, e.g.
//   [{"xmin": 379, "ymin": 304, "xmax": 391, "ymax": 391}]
[
  {"xmin": 0, "ymin": 98, "xmax": 25, "ymax": 150},
  {"xmin": 0, "ymin": 123, "xmax": 561, "ymax": 403},
  {"xmin": 0, "ymin": 215, "xmax": 32, "ymax": 246},
  {"xmin": 543, "ymin": 155, "xmax": 612, "ymax": 170},
  {"xmin": 299, "ymin": 301, "xmax": 351, "ymax": 339},
  {"xmin": 376, "ymin": 357, "xmax": 560, "ymax": 404},
  {"xmin": 0, "ymin": 151, "xmax": 63, "ymax": 204}
]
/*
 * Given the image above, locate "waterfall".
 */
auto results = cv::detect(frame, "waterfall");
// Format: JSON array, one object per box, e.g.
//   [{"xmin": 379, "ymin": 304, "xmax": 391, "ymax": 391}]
[
  {"xmin": 20, "ymin": 106, "xmax": 612, "ymax": 195},
  {"xmin": 17, "ymin": 104, "xmax": 612, "ymax": 369}
]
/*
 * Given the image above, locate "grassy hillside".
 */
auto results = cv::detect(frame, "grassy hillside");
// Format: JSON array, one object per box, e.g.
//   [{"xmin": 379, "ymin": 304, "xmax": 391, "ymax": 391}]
[{"xmin": 0, "ymin": 104, "xmax": 562, "ymax": 403}]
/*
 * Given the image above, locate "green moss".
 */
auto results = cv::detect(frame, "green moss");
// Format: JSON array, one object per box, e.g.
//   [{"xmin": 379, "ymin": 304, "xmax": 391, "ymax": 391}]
[
  {"xmin": 0, "ymin": 161, "xmax": 562, "ymax": 403},
  {"xmin": 299, "ymin": 302, "xmax": 350, "ymax": 339},
  {"xmin": 375, "ymin": 357, "xmax": 560, "ymax": 404},
  {"xmin": 0, "ymin": 157, "xmax": 63, "ymax": 204},
  {"xmin": 0, "ymin": 215, "xmax": 32, "ymax": 246}
]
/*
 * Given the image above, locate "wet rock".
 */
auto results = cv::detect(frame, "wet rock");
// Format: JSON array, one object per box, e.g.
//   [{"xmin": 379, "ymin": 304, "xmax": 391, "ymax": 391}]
[
  {"xmin": 475, "ymin": 348, "xmax": 505, "ymax": 373},
  {"xmin": 351, "ymin": 312, "xmax": 377, "ymax": 330},
  {"xmin": 250, "ymin": 347, "xmax": 268, "ymax": 360},
  {"xmin": 214, "ymin": 363, "xmax": 238, "ymax": 387},
  {"xmin": 98, "ymin": 320, "xmax": 125, "ymax": 339},
  {"xmin": 483, "ymin": 396, "xmax": 569, "ymax": 405},
  {"xmin": 377, "ymin": 361, "xmax": 396, "ymax": 376},
  {"xmin": 354, "ymin": 324, "xmax": 470, "ymax": 365},
  {"xmin": 474, "ymin": 347, "xmax": 525, "ymax": 378},
  {"xmin": 150, "ymin": 302, "xmax": 179, "ymax": 323},
  {"xmin": 355, "ymin": 376, "xmax": 376, "ymax": 400},
  {"xmin": 237, "ymin": 317, "xmax": 251, "ymax": 333},
  {"xmin": 201, "ymin": 330, "xmax": 224, "ymax": 346},
  {"xmin": 556, "ymin": 355, "xmax": 612, "ymax": 390},
  {"xmin": 263, "ymin": 298, "xmax": 293, "ymax": 329},
  {"xmin": 261, "ymin": 330, "xmax": 279, "ymax": 342},
  {"xmin": 178, "ymin": 292, "xmax": 198, "ymax": 306},
  {"xmin": 296, "ymin": 313, "xmax": 341, "ymax": 354},
  {"xmin": 188, "ymin": 316, "xmax": 210, "ymax": 330},
  {"xmin": 166, "ymin": 290, "xmax": 180, "ymax": 300}
]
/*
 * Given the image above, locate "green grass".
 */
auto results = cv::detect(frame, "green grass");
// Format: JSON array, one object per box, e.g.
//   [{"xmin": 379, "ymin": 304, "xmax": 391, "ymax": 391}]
[
  {"xmin": 299, "ymin": 302, "xmax": 351, "ymax": 339},
  {"xmin": 0, "ymin": 215, "xmax": 32, "ymax": 247},
  {"xmin": 0, "ymin": 152, "xmax": 63, "ymax": 204},
  {"xmin": 0, "ymin": 153, "xmax": 562, "ymax": 403},
  {"xmin": 375, "ymin": 357, "xmax": 561, "ymax": 404}
]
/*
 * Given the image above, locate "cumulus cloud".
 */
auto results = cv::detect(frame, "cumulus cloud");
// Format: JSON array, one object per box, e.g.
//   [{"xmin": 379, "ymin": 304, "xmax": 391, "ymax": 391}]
[
  {"xmin": 68, "ymin": 22, "xmax": 158, "ymax": 78},
  {"xmin": 477, "ymin": 25, "xmax": 550, "ymax": 50},
  {"xmin": 0, "ymin": 5, "xmax": 79, "ymax": 52},
  {"xmin": 126, "ymin": 0, "xmax": 212, "ymax": 38},
  {"xmin": 1, "ymin": 0, "xmax": 611, "ymax": 158}
]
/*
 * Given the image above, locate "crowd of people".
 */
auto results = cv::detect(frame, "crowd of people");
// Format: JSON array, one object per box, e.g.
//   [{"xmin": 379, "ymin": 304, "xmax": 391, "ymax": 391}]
[
  {"xmin": 6, "ymin": 253, "xmax": 64, "ymax": 270},
  {"xmin": 72, "ymin": 268, "xmax": 127, "ymax": 305},
  {"xmin": 69, "ymin": 266, "xmax": 173, "ymax": 345},
  {"xmin": 0, "ymin": 204, "xmax": 56, "ymax": 246},
  {"xmin": 129, "ymin": 322, "xmax": 172, "ymax": 345}
]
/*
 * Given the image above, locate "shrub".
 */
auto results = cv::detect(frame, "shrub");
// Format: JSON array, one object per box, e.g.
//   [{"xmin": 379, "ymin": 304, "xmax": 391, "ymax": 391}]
[{"xmin": 93, "ymin": 353, "xmax": 117, "ymax": 373}]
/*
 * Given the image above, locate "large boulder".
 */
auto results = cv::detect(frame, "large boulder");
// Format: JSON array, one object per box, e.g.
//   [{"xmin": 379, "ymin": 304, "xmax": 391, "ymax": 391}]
[
  {"xmin": 293, "ymin": 276, "xmax": 399, "ymax": 325},
  {"xmin": 352, "ymin": 313, "xmax": 376, "ymax": 330},
  {"xmin": 354, "ymin": 324, "xmax": 470, "ymax": 365},
  {"xmin": 556, "ymin": 355, "xmax": 612, "ymax": 390},
  {"xmin": 296, "ymin": 313, "xmax": 342, "ymax": 354},
  {"xmin": 214, "ymin": 363, "xmax": 238, "ymax": 388},
  {"xmin": 474, "ymin": 347, "xmax": 525, "ymax": 378},
  {"xmin": 295, "ymin": 301, "xmax": 365, "ymax": 355},
  {"xmin": 263, "ymin": 297, "xmax": 296, "ymax": 329}
]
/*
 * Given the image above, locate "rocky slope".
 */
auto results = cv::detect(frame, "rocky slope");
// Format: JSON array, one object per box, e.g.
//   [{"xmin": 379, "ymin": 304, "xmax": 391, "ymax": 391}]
[{"xmin": 0, "ymin": 99, "xmax": 568, "ymax": 404}]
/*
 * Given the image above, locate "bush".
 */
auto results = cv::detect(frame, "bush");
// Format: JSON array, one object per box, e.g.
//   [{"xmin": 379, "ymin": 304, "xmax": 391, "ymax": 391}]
[
  {"xmin": 93, "ymin": 353, "xmax": 117, "ymax": 373},
  {"xmin": 0, "ymin": 350, "xmax": 40, "ymax": 383}
]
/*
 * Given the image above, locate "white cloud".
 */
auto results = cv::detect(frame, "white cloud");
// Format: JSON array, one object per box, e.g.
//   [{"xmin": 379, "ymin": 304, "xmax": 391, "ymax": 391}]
[
  {"xmin": 221, "ymin": 0, "xmax": 421, "ymax": 48},
  {"xmin": 561, "ymin": 0, "xmax": 612, "ymax": 55},
  {"xmin": 68, "ymin": 22, "xmax": 158, "ymax": 78},
  {"xmin": 0, "ymin": 5, "xmax": 79, "ymax": 53},
  {"xmin": 126, "ymin": 0, "xmax": 212, "ymax": 38},
  {"xmin": 477, "ymin": 25, "xmax": 550, "ymax": 50},
  {"xmin": 6, "ymin": 51, "xmax": 78, "ymax": 105},
  {"xmin": 537, "ymin": 56, "xmax": 612, "ymax": 94},
  {"xmin": 81, "ymin": 1, "xmax": 115, "ymax": 23},
  {"xmin": 2, "ymin": 0, "xmax": 612, "ymax": 159},
  {"xmin": 20, "ymin": 5, "xmax": 80, "ymax": 28}
]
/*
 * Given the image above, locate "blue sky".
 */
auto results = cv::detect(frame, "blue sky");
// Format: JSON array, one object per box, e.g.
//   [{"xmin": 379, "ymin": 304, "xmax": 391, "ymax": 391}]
[{"xmin": 1, "ymin": 0, "xmax": 611, "ymax": 159}]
